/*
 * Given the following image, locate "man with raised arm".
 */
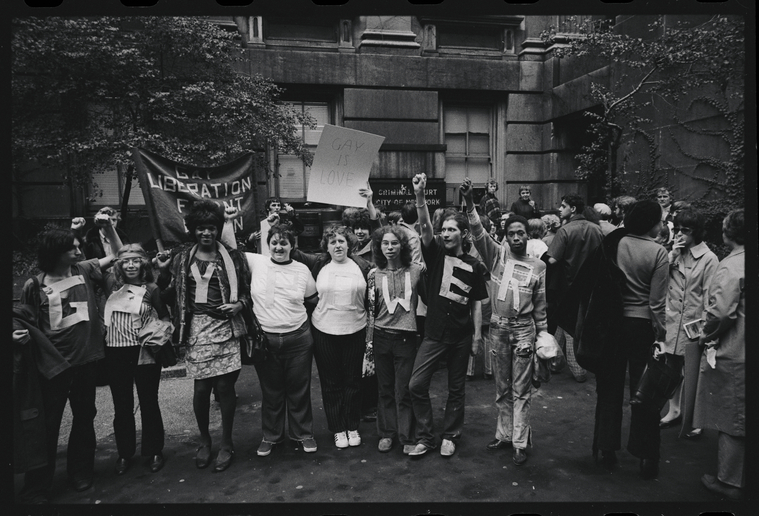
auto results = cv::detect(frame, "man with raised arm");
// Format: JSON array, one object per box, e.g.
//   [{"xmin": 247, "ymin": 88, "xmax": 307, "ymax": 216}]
[
  {"xmin": 461, "ymin": 178, "xmax": 547, "ymax": 466},
  {"xmin": 406, "ymin": 173, "xmax": 489, "ymax": 458}
]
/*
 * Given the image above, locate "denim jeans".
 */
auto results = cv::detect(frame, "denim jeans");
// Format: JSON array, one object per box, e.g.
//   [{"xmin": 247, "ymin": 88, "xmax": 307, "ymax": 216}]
[
  {"xmin": 490, "ymin": 315, "xmax": 535, "ymax": 449},
  {"xmin": 374, "ymin": 328, "xmax": 419, "ymax": 445},
  {"xmin": 409, "ymin": 331, "xmax": 471, "ymax": 447}
]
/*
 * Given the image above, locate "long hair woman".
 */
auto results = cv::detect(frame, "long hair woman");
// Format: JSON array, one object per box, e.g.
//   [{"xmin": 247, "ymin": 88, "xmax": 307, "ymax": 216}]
[
  {"xmin": 157, "ymin": 200, "xmax": 251, "ymax": 473},
  {"xmin": 367, "ymin": 225, "xmax": 424, "ymax": 454},
  {"xmin": 103, "ymin": 244, "xmax": 171, "ymax": 475}
]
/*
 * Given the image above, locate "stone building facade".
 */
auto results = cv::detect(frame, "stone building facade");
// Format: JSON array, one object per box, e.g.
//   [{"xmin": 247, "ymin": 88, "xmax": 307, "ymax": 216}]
[{"xmin": 13, "ymin": 14, "xmax": 743, "ymax": 244}]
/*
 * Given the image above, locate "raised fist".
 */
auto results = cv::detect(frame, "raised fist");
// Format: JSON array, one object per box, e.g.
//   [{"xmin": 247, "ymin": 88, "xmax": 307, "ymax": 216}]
[
  {"xmin": 412, "ymin": 173, "xmax": 427, "ymax": 195},
  {"xmin": 224, "ymin": 206, "xmax": 241, "ymax": 221},
  {"xmin": 460, "ymin": 178, "xmax": 474, "ymax": 202},
  {"xmin": 71, "ymin": 217, "xmax": 86, "ymax": 231},
  {"xmin": 94, "ymin": 213, "xmax": 112, "ymax": 226}
]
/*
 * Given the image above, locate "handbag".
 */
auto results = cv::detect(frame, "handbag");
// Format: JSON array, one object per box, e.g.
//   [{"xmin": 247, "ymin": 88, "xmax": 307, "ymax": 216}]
[
  {"xmin": 138, "ymin": 319, "xmax": 177, "ymax": 368},
  {"xmin": 240, "ymin": 303, "xmax": 269, "ymax": 365},
  {"xmin": 630, "ymin": 353, "xmax": 684, "ymax": 412}
]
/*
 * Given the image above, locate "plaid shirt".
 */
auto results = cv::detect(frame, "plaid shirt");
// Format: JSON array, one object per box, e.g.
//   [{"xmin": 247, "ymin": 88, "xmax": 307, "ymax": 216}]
[{"xmin": 481, "ymin": 193, "xmax": 502, "ymax": 222}]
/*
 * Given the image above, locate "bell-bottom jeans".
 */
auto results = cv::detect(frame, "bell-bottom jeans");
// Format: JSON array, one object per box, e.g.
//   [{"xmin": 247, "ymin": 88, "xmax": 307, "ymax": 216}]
[{"xmin": 490, "ymin": 315, "xmax": 535, "ymax": 450}]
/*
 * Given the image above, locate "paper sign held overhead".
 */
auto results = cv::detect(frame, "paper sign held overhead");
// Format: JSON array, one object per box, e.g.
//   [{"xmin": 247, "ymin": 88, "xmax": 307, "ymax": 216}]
[{"xmin": 307, "ymin": 124, "xmax": 385, "ymax": 208}]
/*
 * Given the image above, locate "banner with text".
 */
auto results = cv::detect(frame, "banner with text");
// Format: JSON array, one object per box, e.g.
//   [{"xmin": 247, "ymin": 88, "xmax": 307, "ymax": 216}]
[
  {"xmin": 133, "ymin": 148, "xmax": 258, "ymax": 247},
  {"xmin": 306, "ymin": 125, "xmax": 385, "ymax": 208}
]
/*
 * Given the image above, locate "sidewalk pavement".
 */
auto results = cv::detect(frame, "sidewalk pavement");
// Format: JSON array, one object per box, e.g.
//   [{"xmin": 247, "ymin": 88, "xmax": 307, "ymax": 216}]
[{"xmin": 12, "ymin": 358, "xmax": 747, "ymax": 514}]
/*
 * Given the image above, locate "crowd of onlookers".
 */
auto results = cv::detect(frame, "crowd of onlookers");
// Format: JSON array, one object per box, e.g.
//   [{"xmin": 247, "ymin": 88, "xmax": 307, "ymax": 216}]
[{"xmin": 13, "ymin": 180, "xmax": 745, "ymax": 504}]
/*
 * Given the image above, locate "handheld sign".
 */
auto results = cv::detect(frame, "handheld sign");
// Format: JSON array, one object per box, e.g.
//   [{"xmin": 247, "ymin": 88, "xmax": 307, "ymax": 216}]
[{"xmin": 306, "ymin": 125, "xmax": 385, "ymax": 208}]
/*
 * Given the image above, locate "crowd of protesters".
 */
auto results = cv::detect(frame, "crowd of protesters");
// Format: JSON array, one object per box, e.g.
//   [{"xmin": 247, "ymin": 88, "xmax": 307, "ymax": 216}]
[{"xmin": 13, "ymin": 177, "xmax": 745, "ymax": 503}]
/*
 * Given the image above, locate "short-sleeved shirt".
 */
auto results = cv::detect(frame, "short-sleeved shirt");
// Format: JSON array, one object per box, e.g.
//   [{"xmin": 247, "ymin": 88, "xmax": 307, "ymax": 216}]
[
  {"xmin": 246, "ymin": 253, "xmax": 317, "ymax": 333},
  {"xmin": 312, "ymin": 260, "xmax": 368, "ymax": 335},
  {"xmin": 35, "ymin": 259, "xmax": 104, "ymax": 366},
  {"xmin": 422, "ymin": 235, "xmax": 489, "ymax": 340},
  {"xmin": 548, "ymin": 215, "xmax": 604, "ymax": 290}
]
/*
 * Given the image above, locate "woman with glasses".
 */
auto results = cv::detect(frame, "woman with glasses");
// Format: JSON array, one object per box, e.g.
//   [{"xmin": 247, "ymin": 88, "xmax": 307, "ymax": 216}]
[
  {"xmin": 367, "ymin": 225, "xmax": 424, "ymax": 454},
  {"xmin": 103, "ymin": 245, "xmax": 171, "ymax": 476},
  {"xmin": 658, "ymin": 209, "xmax": 718, "ymax": 440}
]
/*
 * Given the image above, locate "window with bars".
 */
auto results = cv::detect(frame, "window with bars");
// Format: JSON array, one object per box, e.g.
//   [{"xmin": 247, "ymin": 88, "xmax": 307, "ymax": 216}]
[
  {"xmin": 444, "ymin": 105, "xmax": 492, "ymax": 190},
  {"xmin": 275, "ymin": 102, "xmax": 331, "ymax": 200}
]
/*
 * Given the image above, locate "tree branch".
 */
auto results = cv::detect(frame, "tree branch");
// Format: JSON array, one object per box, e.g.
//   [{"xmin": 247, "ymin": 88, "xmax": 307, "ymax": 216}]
[{"xmin": 607, "ymin": 65, "xmax": 659, "ymax": 114}]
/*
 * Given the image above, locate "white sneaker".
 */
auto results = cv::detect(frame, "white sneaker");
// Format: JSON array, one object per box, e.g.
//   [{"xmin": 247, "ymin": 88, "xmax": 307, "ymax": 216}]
[
  {"xmin": 347, "ymin": 430, "xmax": 361, "ymax": 447},
  {"xmin": 334, "ymin": 432, "xmax": 349, "ymax": 449},
  {"xmin": 440, "ymin": 439, "xmax": 456, "ymax": 457}
]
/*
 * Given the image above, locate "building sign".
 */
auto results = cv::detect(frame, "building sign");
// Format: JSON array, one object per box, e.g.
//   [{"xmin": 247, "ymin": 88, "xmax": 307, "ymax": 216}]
[{"xmin": 370, "ymin": 178, "xmax": 446, "ymax": 211}]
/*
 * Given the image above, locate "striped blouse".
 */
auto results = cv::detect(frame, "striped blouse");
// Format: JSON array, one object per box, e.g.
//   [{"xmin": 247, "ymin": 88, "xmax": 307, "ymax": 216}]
[
  {"xmin": 106, "ymin": 301, "xmax": 156, "ymax": 348},
  {"xmin": 104, "ymin": 280, "xmax": 169, "ymax": 348}
]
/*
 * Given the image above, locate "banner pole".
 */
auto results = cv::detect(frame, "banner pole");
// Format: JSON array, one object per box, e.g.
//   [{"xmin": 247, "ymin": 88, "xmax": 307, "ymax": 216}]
[{"xmin": 131, "ymin": 147, "xmax": 165, "ymax": 254}]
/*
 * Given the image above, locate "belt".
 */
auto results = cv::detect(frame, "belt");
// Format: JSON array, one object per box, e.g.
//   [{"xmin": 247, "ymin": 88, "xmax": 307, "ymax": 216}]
[
  {"xmin": 374, "ymin": 327, "xmax": 416, "ymax": 337},
  {"xmin": 490, "ymin": 314, "xmax": 532, "ymax": 323}
]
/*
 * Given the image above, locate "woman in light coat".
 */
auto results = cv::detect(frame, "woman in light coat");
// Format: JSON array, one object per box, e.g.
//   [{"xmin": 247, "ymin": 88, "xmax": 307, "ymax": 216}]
[
  {"xmin": 694, "ymin": 209, "xmax": 744, "ymax": 501},
  {"xmin": 658, "ymin": 209, "xmax": 718, "ymax": 439}
]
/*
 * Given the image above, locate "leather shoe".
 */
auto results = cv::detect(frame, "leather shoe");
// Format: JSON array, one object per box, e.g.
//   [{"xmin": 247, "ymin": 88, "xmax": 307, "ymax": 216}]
[
  {"xmin": 71, "ymin": 475, "xmax": 93, "ymax": 492},
  {"xmin": 639, "ymin": 458, "xmax": 659, "ymax": 480},
  {"xmin": 149, "ymin": 454, "xmax": 164, "ymax": 473},
  {"xmin": 513, "ymin": 448, "xmax": 527, "ymax": 466},
  {"xmin": 195, "ymin": 444, "xmax": 212, "ymax": 469},
  {"xmin": 213, "ymin": 448, "xmax": 234, "ymax": 473},
  {"xmin": 114, "ymin": 457, "xmax": 131, "ymax": 476},
  {"xmin": 659, "ymin": 415, "xmax": 682, "ymax": 429},
  {"xmin": 486, "ymin": 438, "xmax": 512, "ymax": 451},
  {"xmin": 683, "ymin": 428, "xmax": 703, "ymax": 440}
]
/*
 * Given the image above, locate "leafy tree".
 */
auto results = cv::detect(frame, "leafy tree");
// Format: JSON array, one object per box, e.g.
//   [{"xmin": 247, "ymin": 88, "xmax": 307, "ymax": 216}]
[
  {"xmin": 541, "ymin": 14, "xmax": 745, "ymax": 217},
  {"xmin": 12, "ymin": 16, "xmax": 314, "ymax": 201}
]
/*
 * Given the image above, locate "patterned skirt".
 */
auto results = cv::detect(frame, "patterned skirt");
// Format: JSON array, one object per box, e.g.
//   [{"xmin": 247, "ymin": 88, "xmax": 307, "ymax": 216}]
[{"xmin": 185, "ymin": 313, "xmax": 242, "ymax": 380}]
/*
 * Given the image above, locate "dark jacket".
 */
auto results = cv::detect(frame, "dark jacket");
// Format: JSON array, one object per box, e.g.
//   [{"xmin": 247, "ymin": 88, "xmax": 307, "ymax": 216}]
[
  {"xmin": 82, "ymin": 226, "xmax": 130, "ymax": 260},
  {"xmin": 13, "ymin": 305, "xmax": 70, "ymax": 473},
  {"xmin": 556, "ymin": 228, "xmax": 628, "ymax": 374}
]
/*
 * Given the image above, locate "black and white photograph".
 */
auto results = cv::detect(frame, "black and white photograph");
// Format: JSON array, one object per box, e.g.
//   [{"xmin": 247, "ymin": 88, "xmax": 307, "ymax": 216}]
[{"xmin": 9, "ymin": 0, "xmax": 755, "ymax": 514}]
